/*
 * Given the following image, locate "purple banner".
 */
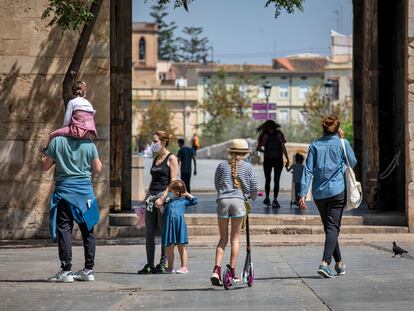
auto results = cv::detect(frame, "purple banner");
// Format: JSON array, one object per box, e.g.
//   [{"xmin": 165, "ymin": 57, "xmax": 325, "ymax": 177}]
[
  {"xmin": 252, "ymin": 112, "xmax": 276, "ymax": 121},
  {"xmin": 252, "ymin": 103, "xmax": 276, "ymax": 110}
]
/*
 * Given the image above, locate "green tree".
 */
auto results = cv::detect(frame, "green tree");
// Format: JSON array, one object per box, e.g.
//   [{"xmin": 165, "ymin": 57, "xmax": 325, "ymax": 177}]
[
  {"xmin": 42, "ymin": 0, "xmax": 104, "ymax": 107},
  {"xmin": 139, "ymin": 100, "xmax": 176, "ymax": 146},
  {"xmin": 158, "ymin": 0, "xmax": 304, "ymax": 17},
  {"xmin": 283, "ymin": 85, "xmax": 353, "ymax": 143},
  {"xmin": 200, "ymin": 67, "xmax": 257, "ymax": 145},
  {"xmin": 150, "ymin": 4, "xmax": 180, "ymax": 61},
  {"xmin": 178, "ymin": 27, "xmax": 210, "ymax": 62}
]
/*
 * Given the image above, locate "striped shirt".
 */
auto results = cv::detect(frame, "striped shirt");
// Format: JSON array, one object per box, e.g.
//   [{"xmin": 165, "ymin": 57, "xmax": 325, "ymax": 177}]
[{"xmin": 215, "ymin": 160, "xmax": 258, "ymax": 201}]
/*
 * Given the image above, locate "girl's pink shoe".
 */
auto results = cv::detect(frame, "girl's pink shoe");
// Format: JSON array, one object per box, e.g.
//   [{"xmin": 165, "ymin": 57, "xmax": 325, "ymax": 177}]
[{"xmin": 176, "ymin": 267, "xmax": 188, "ymax": 274}]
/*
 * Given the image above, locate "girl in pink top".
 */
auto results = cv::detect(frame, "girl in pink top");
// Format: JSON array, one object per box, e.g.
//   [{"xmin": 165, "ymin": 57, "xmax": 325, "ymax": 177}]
[{"xmin": 44, "ymin": 81, "xmax": 98, "ymax": 151}]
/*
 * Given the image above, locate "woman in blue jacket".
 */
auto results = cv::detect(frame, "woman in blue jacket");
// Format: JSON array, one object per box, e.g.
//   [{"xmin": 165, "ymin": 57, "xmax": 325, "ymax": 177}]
[{"xmin": 299, "ymin": 115, "xmax": 357, "ymax": 278}]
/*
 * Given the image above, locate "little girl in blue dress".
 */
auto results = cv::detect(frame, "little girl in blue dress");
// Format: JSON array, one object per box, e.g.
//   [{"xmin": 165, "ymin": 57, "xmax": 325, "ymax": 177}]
[{"xmin": 160, "ymin": 180, "xmax": 197, "ymax": 274}]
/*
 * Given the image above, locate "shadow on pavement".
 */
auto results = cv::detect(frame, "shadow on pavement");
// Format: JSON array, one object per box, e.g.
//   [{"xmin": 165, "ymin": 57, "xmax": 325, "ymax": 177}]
[
  {"xmin": 0, "ymin": 279, "xmax": 49, "ymax": 283},
  {"xmin": 164, "ymin": 287, "xmax": 243, "ymax": 292},
  {"xmin": 255, "ymin": 276, "xmax": 321, "ymax": 281}
]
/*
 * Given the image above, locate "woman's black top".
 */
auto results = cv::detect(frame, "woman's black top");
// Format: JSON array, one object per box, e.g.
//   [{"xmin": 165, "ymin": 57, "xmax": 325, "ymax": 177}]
[
  {"xmin": 263, "ymin": 131, "xmax": 285, "ymax": 160},
  {"xmin": 149, "ymin": 153, "xmax": 172, "ymax": 194}
]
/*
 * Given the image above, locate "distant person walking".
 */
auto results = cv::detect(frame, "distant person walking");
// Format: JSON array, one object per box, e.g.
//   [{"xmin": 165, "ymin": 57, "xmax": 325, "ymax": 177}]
[
  {"xmin": 299, "ymin": 115, "xmax": 357, "ymax": 278},
  {"xmin": 287, "ymin": 153, "xmax": 305, "ymax": 205},
  {"xmin": 42, "ymin": 136, "xmax": 102, "ymax": 283},
  {"xmin": 256, "ymin": 120, "xmax": 289, "ymax": 208},
  {"xmin": 211, "ymin": 139, "xmax": 258, "ymax": 286},
  {"xmin": 177, "ymin": 138, "xmax": 197, "ymax": 192},
  {"xmin": 138, "ymin": 131, "xmax": 179, "ymax": 274},
  {"xmin": 191, "ymin": 133, "xmax": 200, "ymax": 156}
]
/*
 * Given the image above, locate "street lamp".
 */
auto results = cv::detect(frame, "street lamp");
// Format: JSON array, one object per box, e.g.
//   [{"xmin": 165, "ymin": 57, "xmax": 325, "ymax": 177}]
[
  {"xmin": 324, "ymin": 79, "xmax": 334, "ymax": 114},
  {"xmin": 262, "ymin": 81, "xmax": 272, "ymax": 120}
]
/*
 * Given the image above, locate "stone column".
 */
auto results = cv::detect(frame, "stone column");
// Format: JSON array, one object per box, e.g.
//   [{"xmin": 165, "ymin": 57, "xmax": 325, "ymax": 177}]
[
  {"xmin": 407, "ymin": 0, "xmax": 414, "ymax": 231},
  {"xmin": 110, "ymin": 0, "xmax": 132, "ymax": 211}
]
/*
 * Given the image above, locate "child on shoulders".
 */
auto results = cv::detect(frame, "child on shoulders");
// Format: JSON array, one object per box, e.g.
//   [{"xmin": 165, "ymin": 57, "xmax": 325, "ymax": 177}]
[
  {"xmin": 44, "ymin": 80, "xmax": 98, "ymax": 153},
  {"xmin": 160, "ymin": 180, "xmax": 197, "ymax": 274}
]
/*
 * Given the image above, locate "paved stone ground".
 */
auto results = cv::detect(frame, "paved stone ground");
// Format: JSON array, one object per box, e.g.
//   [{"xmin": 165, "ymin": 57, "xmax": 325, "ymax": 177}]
[{"xmin": 1, "ymin": 241, "xmax": 414, "ymax": 311}]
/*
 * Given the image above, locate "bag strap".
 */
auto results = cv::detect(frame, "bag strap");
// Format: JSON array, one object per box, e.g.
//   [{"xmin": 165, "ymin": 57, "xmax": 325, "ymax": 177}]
[
  {"xmin": 340, "ymin": 138, "xmax": 351, "ymax": 168},
  {"xmin": 235, "ymin": 176, "xmax": 248, "ymax": 201},
  {"xmin": 341, "ymin": 138, "xmax": 358, "ymax": 184}
]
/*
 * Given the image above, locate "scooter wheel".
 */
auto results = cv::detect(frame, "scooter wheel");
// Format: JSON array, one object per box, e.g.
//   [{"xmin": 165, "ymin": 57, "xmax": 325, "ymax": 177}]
[
  {"xmin": 223, "ymin": 268, "xmax": 233, "ymax": 290},
  {"xmin": 247, "ymin": 263, "xmax": 254, "ymax": 287}
]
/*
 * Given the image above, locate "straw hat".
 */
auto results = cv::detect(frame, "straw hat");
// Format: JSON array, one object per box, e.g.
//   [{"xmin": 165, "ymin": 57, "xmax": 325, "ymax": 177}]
[{"xmin": 227, "ymin": 139, "xmax": 250, "ymax": 153}]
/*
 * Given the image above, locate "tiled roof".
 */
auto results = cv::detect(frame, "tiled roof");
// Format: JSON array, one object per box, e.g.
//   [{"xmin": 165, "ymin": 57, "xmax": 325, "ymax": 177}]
[
  {"xmin": 272, "ymin": 56, "xmax": 327, "ymax": 73},
  {"xmin": 197, "ymin": 63, "xmax": 275, "ymax": 74},
  {"xmin": 132, "ymin": 22, "xmax": 158, "ymax": 33}
]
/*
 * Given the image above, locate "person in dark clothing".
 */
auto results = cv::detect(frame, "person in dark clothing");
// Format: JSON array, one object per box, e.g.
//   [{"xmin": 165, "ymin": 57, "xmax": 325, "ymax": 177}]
[
  {"xmin": 256, "ymin": 120, "xmax": 290, "ymax": 208},
  {"xmin": 138, "ymin": 131, "xmax": 179, "ymax": 275},
  {"xmin": 299, "ymin": 116, "xmax": 357, "ymax": 278},
  {"xmin": 177, "ymin": 138, "xmax": 197, "ymax": 192}
]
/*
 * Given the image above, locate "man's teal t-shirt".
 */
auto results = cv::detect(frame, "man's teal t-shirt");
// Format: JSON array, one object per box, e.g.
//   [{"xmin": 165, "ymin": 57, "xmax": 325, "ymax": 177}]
[{"xmin": 46, "ymin": 136, "xmax": 99, "ymax": 183}]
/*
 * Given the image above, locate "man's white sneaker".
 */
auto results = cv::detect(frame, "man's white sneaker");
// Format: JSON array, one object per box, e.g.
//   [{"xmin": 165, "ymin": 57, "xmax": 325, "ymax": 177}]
[
  {"xmin": 48, "ymin": 271, "xmax": 74, "ymax": 283},
  {"xmin": 73, "ymin": 269, "xmax": 95, "ymax": 281}
]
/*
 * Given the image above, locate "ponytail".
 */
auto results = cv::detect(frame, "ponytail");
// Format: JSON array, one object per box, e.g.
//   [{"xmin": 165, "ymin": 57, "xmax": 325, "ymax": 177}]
[
  {"xmin": 229, "ymin": 153, "xmax": 240, "ymax": 188},
  {"xmin": 154, "ymin": 131, "xmax": 174, "ymax": 147}
]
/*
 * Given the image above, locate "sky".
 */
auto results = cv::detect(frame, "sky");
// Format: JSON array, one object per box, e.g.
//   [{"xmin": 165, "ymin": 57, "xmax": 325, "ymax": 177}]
[{"xmin": 133, "ymin": 0, "xmax": 353, "ymax": 65}]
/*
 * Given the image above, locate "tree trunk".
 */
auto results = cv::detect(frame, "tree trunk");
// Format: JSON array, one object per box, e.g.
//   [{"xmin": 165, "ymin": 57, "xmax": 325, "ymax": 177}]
[{"xmin": 62, "ymin": 0, "xmax": 104, "ymax": 108}]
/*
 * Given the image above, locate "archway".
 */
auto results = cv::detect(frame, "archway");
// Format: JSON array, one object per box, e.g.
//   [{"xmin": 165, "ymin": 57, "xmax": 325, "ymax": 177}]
[{"xmin": 108, "ymin": 0, "xmax": 413, "ymax": 230}]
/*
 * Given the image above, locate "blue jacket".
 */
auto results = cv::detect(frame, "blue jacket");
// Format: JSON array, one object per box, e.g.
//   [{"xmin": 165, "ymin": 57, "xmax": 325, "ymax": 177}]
[
  {"xmin": 299, "ymin": 135, "xmax": 357, "ymax": 200},
  {"xmin": 50, "ymin": 178, "xmax": 100, "ymax": 240}
]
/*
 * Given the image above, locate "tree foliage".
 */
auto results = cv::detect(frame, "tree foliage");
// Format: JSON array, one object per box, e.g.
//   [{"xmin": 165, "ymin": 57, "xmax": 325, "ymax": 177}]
[
  {"xmin": 179, "ymin": 27, "xmax": 210, "ymax": 63},
  {"xmin": 283, "ymin": 85, "xmax": 353, "ymax": 143},
  {"xmin": 42, "ymin": 0, "xmax": 96, "ymax": 31},
  {"xmin": 265, "ymin": 0, "xmax": 304, "ymax": 17},
  {"xmin": 139, "ymin": 100, "xmax": 176, "ymax": 146},
  {"xmin": 200, "ymin": 67, "xmax": 258, "ymax": 145},
  {"xmin": 150, "ymin": 4, "xmax": 180, "ymax": 61},
  {"xmin": 153, "ymin": 0, "xmax": 304, "ymax": 17}
]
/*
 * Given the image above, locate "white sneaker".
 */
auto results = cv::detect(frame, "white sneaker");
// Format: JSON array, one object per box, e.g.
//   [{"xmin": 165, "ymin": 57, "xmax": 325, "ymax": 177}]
[
  {"xmin": 48, "ymin": 271, "xmax": 74, "ymax": 283},
  {"xmin": 73, "ymin": 269, "xmax": 95, "ymax": 281}
]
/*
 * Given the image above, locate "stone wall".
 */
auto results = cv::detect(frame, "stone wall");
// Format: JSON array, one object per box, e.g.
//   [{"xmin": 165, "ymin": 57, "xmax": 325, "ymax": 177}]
[{"xmin": 0, "ymin": 0, "xmax": 110, "ymax": 239}]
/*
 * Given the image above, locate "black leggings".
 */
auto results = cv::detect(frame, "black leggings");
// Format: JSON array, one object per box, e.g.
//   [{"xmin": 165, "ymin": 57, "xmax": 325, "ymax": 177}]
[
  {"xmin": 315, "ymin": 192, "xmax": 345, "ymax": 265},
  {"xmin": 263, "ymin": 158, "xmax": 283, "ymax": 199},
  {"xmin": 145, "ymin": 207, "xmax": 166, "ymax": 266}
]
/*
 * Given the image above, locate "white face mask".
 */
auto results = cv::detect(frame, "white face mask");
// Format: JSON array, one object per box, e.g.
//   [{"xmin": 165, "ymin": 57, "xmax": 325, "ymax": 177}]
[{"xmin": 151, "ymin": 142, "xmax": 162, "ymax": 153}]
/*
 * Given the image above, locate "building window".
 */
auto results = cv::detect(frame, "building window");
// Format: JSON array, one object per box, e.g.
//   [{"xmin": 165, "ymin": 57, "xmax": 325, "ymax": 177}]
[
  {"xmin": 298, "ymin": 84, "xmax": 308, "ymax": 100},
  {"xmin": 279, "ymin": 84, "xmax": 289, "ymax": 99},
  {"xmin": 279, "ymin": 110, "xmax": 289, "ymax": 124},
  {"xmin": 139, "ymin": 37, "xmax": 146, "ymax": 61},
  {"xmin": 301, "ymin": 76, "xmax": 307, "ymax": 80}
]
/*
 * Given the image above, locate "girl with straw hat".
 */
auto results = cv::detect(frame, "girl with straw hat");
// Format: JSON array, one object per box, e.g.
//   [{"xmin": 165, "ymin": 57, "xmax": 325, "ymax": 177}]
[{"xmin": 210, "ymin": 139, "xmax": 258, "ymax": 286}]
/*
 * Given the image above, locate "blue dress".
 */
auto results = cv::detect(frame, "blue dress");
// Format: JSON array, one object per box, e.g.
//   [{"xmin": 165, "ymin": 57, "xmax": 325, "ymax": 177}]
[{"xmin": 161, "ymin": 196, "xmax": 198, "ymax": 247}]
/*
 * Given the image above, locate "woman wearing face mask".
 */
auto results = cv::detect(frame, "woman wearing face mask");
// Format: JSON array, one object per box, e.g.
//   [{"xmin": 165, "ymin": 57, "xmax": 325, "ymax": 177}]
[{"xmin": 138, "ymin": 131, "xmax": 179, "ymax": 274}]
